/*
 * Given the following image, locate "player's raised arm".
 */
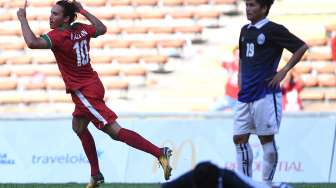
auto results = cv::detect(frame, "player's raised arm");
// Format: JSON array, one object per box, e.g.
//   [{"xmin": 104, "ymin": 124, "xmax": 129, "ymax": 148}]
[
  {"xmin": 73, "ymin": 0, "xmax": 107, "ymax": 36},
  {"xmin": 17, "ymin": 0, "xmax": 49, "ymax": 49}
]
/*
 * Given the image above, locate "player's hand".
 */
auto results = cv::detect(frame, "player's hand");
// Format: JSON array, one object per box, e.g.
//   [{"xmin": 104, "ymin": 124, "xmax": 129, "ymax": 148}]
[
  {"xmin": 17, "ymin": 0, "xmax": 27, "ymax": 21},
  {"xmin": 72, "ymin": 0, "xmax": 84, "ymax": 12},
  {"xmin": 267, "ymin": 69, "xmax": 288, "ymax": 89}
]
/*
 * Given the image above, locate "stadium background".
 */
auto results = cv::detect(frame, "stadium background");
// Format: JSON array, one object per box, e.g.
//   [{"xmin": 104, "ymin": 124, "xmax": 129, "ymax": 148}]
[{"xmin": 0, "ymin": 0, "xmax": 336, "ymax": 187}]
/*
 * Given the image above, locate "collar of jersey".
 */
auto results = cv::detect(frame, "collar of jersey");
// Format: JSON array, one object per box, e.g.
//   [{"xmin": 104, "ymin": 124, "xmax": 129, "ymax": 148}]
[
  {"xmin": 247, "ymin": 18, "xmax": 269, "ymax": 29},
  {"xmin": 58, "ymin": 24, "xmax": 72, "ymax": 31}
]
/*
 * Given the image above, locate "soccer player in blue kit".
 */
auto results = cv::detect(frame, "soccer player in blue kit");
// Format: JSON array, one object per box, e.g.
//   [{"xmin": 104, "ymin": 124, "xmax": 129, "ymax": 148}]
[{"xmin": 233, "ymin": 0, "xmax": 308, "ymax": 184}]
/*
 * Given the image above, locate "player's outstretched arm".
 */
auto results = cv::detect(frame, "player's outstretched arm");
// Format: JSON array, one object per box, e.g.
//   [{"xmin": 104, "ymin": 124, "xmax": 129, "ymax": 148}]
[
  {"xmin": 73, "ymin": 0, "xmax": 107, "ymax": 36},
  {"xmin": 17, "ymin": 0, "xmax": 48, "ymax": 49}
]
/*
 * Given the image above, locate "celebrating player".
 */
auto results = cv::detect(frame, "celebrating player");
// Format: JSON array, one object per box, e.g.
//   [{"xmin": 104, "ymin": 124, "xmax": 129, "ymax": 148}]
[
  {"xmin": 17, "ymin": 0, "xmax": 172, "ymax": 187},
  {"xmin": 233, "ymin": 0, "xmax": 308, "ymax": 184}
]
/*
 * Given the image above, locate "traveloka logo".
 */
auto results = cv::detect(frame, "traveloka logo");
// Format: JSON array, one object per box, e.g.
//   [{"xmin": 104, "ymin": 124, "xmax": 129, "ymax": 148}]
[
  {"xmin": 0, "ymin": 153, "xmax": 15, "ymax": 165},
  {"xmin": 32, "ymin": 150, "xmax": 103, "ymax": 164}
]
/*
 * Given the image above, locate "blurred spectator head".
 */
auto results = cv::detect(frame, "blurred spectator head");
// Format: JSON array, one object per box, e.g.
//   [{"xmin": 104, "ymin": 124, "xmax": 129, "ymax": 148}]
[{"xmin": 192, "ymin": 161, "xmax": 219, "ymax": 188}]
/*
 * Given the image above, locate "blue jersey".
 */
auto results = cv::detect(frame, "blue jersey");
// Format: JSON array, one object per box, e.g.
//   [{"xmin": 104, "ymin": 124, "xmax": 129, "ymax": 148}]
[{"xmin": 238, "ymin": 19, "xmax": 305, "ymax": 103}]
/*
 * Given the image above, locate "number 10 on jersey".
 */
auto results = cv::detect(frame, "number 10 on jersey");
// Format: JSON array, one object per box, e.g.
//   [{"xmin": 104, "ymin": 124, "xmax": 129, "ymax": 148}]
[{"xmin": 73, "ymin": 40, "xmax": 89, "ymax": 66}]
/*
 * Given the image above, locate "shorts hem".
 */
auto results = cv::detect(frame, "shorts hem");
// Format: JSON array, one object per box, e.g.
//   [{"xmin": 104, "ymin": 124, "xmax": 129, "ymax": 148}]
[{"xmin": 233, "ymin": 130, "xmax": 254, "ymax": 136}]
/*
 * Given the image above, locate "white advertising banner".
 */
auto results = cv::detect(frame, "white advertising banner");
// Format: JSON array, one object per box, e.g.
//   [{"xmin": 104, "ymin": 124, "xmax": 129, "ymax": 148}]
[
  {"xmin": 0, "ymin": 118, "xmax": 132, "ymax": 183},
  {"xmin": 329, "ymin": 118, "xmax": 336, "ymax": 183},
  {"xmin": 125, "ymin": 116, "xmax": 336, "ymax": 183},
  {"xmin": 0, "ymin": 114, "xmax": 335, "ymax": 183}
]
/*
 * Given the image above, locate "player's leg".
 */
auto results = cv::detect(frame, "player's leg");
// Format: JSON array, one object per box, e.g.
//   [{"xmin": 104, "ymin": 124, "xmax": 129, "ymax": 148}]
[
  {"xmin": 74, "ymin": 80, "xmax": 172, "ymax": 180},
  {"xmin": 233, "ymin": 134, "xmax": 253, "ymax": 177},
  {"xmin": 72, "ymin": 116, "xmax": 103, "ymax": 188},
  {"xmin": 101, "ymin": 121, "xmax": 172, "ymax": 180},
  {"xmin": 259, "ymin": 135, "xmax": 278, "ymax": 184},
  {"xmin": 71, "ymin": 86, "xmax": 107, "ymax": 188},
  {"xmin": 254, "ymin": 93, "xmax": 282, "ymax": 184},
  {"xmin": 233, "ymin": 101, "xmax": 254, "ymax": 177},
  {"xmin": 102, "ymin": 121, "xmax": 161, "ymax": 158}
]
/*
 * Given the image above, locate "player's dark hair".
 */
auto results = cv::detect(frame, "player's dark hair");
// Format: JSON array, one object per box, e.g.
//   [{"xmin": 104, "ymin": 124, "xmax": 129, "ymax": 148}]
[
  {"xmin": 255, "ymin": 0, "xmax": 274, "ymax": 7},
  {"xmin": 255, "ymin": 0, "xmax": 274, "ymax": 16},
  {"xmin": 192, "ymin": 161, "xmax": 220, "ymax": 188},
  {"xmin": 56, "ymin": 0, "xmax": 78, "ymax": 23}
]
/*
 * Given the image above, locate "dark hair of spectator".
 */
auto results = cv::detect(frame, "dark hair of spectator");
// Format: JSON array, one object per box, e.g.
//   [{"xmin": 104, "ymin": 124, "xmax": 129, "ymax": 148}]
[{"xmin": 192, "ymin": 161, "xmax": 220, "ymax": 188}]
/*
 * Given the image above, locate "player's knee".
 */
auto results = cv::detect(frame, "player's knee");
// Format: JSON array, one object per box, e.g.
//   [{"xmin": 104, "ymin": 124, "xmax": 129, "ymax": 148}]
[
  {"xmin": 72, "ymin": 125, "xmax": 85, "ymax": 135},
  {"xmin": 265, "ymin": 151, "xmax": 277, "ymax": 163},
  {"xmin": 72, "ymin": 117, "xmax": 89, "ymax": 135},
  {"xmin": 262, "ymin": 142, "xmax": 278, "ymax": 162},
  {"xmin": 72, "ymin": 121, "xmax": 86, "ymax": 135},
  {"xmin": 264, "ymin": 148, "xmax": 277, "ymax": 158},
  {"xmin": 102, "ymin": 123, "xmax": 120, "ymax": 140},
  {"xmin": 258, "ymin": 135, "xmax": 274, "ymax": 145},
  {"xmin": 108, "ymin": 131, "xmax": 119, "ymax": 140},
  {"xmin": 233, "ymin": 135, "xmax": 249, "ymax": 144}
]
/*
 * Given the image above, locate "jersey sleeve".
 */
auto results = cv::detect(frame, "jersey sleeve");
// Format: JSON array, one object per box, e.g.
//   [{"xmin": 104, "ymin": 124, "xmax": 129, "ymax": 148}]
[
  {"xmin": 41, "ymin": 30, "xmax": 59, "ymax": 49},
  {"xmin": 270, "ymin": 24, "xmax": 306, "ymax": 53},
  {"xmin": 81, "ymin": 23, "xmax": 99, "ymax": 38},
  {"xmin": 238, "ymin": 26, "xmax": 245, "ymax": 59}
]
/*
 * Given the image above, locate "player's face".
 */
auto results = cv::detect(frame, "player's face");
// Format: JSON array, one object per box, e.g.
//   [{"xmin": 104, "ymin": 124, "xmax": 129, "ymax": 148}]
[
  {"xmin": 245, "ymin": 0, "xmax": 267, "ymax": 24},
  {"xmin": 49, "ymin": 4, "xmax": 67, "ymax": 29}
]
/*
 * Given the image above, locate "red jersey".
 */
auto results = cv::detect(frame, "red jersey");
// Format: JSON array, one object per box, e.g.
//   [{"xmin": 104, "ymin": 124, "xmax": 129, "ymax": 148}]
[
  {"xmin": 222, "ymin": 61, "xmax": 239, "ymax": 99},
  {"xmin": 42, "ymin": 23, "xmax": 99, "ymax": 92},
  {"xmin": 281, "ymin": 79, "xmax": 303, "ymax": 111},
  {"xmin": 332, "ymin": 36, "xmax": 336, "ymax": 62}
]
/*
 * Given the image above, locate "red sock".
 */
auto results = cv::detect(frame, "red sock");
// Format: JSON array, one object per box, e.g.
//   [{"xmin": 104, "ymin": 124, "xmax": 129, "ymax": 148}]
[
  {"xmin": 78, "ymin": 129, "xmax": 100, "ymax": 176},
  {"xmin": 117, "ymin": 128, "xmax": 161, "ymax": 158}
]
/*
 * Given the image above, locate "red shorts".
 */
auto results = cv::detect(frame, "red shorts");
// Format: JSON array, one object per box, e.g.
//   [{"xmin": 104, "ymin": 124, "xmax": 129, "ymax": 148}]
[{"xmin": 71, "ymin": 79, "xmax": 118, "ymax": 129}]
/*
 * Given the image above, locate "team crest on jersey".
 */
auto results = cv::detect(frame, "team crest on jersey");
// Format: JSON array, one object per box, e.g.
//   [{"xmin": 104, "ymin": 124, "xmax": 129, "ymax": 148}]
[{"xmin": 257, "ymin": 33, "xmax": 265, "ymax": 45}]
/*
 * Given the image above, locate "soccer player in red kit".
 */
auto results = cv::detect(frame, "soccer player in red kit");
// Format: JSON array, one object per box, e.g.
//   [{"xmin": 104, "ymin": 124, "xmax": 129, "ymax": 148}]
[{"xmin": 17, "ymin": 0, "xmax": 172, "ymax": 187}]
